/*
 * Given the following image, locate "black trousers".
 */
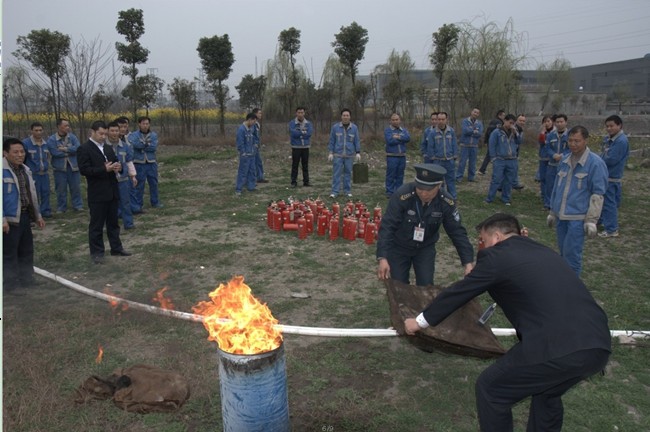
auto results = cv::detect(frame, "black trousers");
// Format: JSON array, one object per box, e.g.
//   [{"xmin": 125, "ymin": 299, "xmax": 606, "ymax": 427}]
[
  {"xmin": 291, "ymin": 147, "xmax": 310, "ymax": 185},
  {"xmin": 88, "ymin": 198, "xmax": 122, "ymax": 257},
  {"xmin": 387, "ymin": 243, "xmax": 437, "ymax": 286},
  {"xmin": 479, "ymin": 152, "xmax": 491, "ymax": 174},
  {"xmin": 475, "ymin": 348, "xmax": 610, "ymax": 432},
  {"xmin": 3, "ymin": 212, "xmax": 35, "ymax": 289}
]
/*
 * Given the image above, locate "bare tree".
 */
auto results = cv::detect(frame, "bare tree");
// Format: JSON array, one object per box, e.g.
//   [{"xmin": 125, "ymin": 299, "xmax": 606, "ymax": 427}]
[
  {"xmin": 4, "ymin": 65, "xmax": 45, "ymax": 120},
  {"xmin": 537, "ymin": 57, "xmax": 572, "ymax": 114},
  {"xmin": 168, "ymin": 77, "xmax": 198, "ymax": 136}
]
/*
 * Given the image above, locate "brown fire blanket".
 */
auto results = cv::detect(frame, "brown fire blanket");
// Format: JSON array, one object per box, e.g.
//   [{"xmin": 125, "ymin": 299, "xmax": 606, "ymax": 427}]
[
  {"xmin": 75, "ymin": 364, "xmax": 190, "ymax": 413},
  {"xmin": 385, "ymin": 279, "xmax": 506, "ymax": 359}
]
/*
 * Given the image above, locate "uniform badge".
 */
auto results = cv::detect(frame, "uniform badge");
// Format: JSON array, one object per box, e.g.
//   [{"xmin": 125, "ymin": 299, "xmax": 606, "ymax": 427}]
[
  {"xmin": 444, "ymin": 196, "xmax": 455, "ymax": 206},
  {"xmin": 453, "ymin": 209, "xmax": 461, "ymax": 222}
]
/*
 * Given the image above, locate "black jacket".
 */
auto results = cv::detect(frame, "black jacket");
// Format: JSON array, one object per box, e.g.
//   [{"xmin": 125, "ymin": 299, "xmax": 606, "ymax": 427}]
[{"xmin": 78, "ymin": 140, "xmax": 120, "ymax": 203}]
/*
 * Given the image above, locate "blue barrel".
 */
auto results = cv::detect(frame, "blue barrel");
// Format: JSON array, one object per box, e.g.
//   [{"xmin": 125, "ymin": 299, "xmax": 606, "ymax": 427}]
[{"xmin": 217, "ymin": 343, "xmax": 290, "ymax": 432}]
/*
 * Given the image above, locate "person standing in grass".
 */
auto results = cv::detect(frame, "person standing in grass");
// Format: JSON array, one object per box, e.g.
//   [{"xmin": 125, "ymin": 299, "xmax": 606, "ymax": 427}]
[
  {"xmin": 405, "ymin": 213, "xmax": 610, "ymax": 432},
  {"xmin": 545, "ymin": 114, "xmax": 570, "ymax": 209},
  {"xmin": 235, "ymin": 113, "xmax": 259, "ymax": 196},
  {"xmin": 107, "ymin": 121, "xmax": 137, "ymax": 230},
  {"xmin": 485, "ymin": 114, "xmax": 518, "ymax": 206},
  {"xmin": 420, "ymin": 112, "xmax": 458, "ymax": 199},
  {"xmin": 288, "ymin": 106, "xmax": 313, "ymax": 188},
  {"xmin": 252, "ymin": 108, "xmax": 269, "ymax": 184},
  {"xmin": 598, "ymin": 115, "xmax": 629, "ymax": 238},
  {"xmin": 328, "ymin": 108, "xmax": 361, "ymax": 199},
  {"xmin": 129, "ymin": 116, "xmax": 162, "ymax": 212},
  {"xmin": 383, "ymin": 113, "xmax": 411, "ymax": 197},
  {"xmin": 22, "ymin": 122, "xmax": 52, "ymax": 218},
  {"xmin": 456, "ymin": 108, "xmax": 483, "ymax": 183},
  {"xmin": 46, "ymin": 118, "xmax": 84, "ymax": 213}
]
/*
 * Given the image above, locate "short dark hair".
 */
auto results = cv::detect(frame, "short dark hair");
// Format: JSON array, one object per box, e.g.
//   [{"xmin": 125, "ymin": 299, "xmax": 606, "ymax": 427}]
[
  {"xmin": 4, "ymin": 136, "xmax": 24, "ymax": 152},
  {"xmin": 107, "ymin": 121, "xmax": 120, "ymax": 129},
  {"xmin": 341, "ymin": 108, "xmax": 351, "ymax": 116},
  {"xmin": 476, "ymin": 213, "xmax": 521, "ymax": 236},
  {"xmin": 246, "ymin": 112, "xmax": 258, "ymax": 121},
  {"xmin": 541, "ymin": 115, "xmax": 552, "ymax": 123},
  {"xmin": 430, "ymin": 112, "xmax": 439, "ymax": 118},
  {"xmin": 56, "ymin": 118, "xmax": 69, "ymax": 126},
  {"xmin": 91, "ymin": 120, "xmax": 107, "ymax": 131},
  {"xmin": 115, "ymin": 116, "xmax": 130, "ymax": 125},
  {"xmin": 555, "ymin": 114, "xmax": 568, "ymax": 122},
  {"xmin": 437, "ymin": 111, "xmax": 448, "ymax": 118},
  {"xmin": 295, "ymin": 106, "xmax": 306, "ymax": 112},
  {"xmin": 137, "ymin": 116, "xmax": 151, "ymax": 124},
  {"xmin": 496, "ymin": 109, "xmax": 505, "ymax": 117},
  {"xmin": 252, "ymin": 108, "xmax": 261, "ymax": 115},
  {"xmin": 504, "ymin": 114, "xmax": 517, "ymax": 122},
  {"xmin": 30, "ymin": 122, "xmax": 43, "ymax": 130},
  {"xmin": 568, "ymin": 125, "xmax": 589, "ymax": 140},
  {"xmin": 605, "ymin": 115, "xmax": 622, "ymax": 126}
]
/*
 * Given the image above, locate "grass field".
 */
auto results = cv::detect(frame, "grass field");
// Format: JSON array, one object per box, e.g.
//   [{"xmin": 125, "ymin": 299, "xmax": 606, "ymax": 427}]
[{"xmin": 3, "ymin": 130, "xmax": 650, "ymax": 431}]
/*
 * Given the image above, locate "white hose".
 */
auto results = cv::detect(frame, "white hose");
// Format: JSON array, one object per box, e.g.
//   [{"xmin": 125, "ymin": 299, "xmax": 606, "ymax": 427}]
[{"xmin": 34, "ymin": 267, "xmax": 650, "ymax": 339}]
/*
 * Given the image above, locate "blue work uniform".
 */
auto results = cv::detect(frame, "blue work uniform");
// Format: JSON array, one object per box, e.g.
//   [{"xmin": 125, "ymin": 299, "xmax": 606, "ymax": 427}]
[
  {"xmin": 599, "ymin": 130, "xmax": 629, "ymax": 234},
  {"xmin": 289, "ymin": 117, "xmax": 314, "ymax": 186},
  {"xmin": 384, "ymin": 125, "xmax": 411, "ymax": 196},
  {"xmin": 456, "ymin": 117, "xmax": 483, "ymax": 182},
  {"xmin": 538, "ymin": 128, "xmax": 554, "ymax": 208},
  {"xmin": 328, "ymin": 122, "xmax": 360, "ymax": 197},
  {"xmin": 129, "ymin": 129, "xmax": 161, "ymax": 210},
  {"xmin": 549, "ymin": 148, "xmax": 608, "ymax": 275},
  {"xmin": 421, "ymin": 127, "xmax": 458, "ymax": 199},
  {"xmin": 545, "ymin": 129, "xmax": 569, "ymax": 209},
  {"xmin": 376, "ymin": 183, "xmax": 474, "ymax": 286},
  {"xmin": 253, "ymin": 122, "xmax": 265, "ymax": 181},
  {"xmin": 235, "ymin": 122, "xmax": 257, "ymax": 193},
  {"xmin": 110, "ymin": 138, "xmax": 135, "ymax": 229},
  {"xmin": 23, "ymin": 135, "xmax": 52, "ymax": 217},
  {"xmin": 486, "ymin": 127, "xmax": 518, "ymax": 204},
  {"xmin": 46, "ymin": 132, "xmax": 83, "ymax": 212}
]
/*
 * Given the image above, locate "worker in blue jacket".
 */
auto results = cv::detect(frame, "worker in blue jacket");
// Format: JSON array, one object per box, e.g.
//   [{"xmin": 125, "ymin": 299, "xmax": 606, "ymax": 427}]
[
  {"xmin": 384, "ymin": 113, "xmax": 411, "ymax": 197},
  {"xmin": 23, "ymin": 122, "xmax": 52, "ymax": 218},
  {"xmin": 545, "ymin": 114, "xmax": 570, "ymax": 207},
  {"xmin": 288, "ymin": 107, "xmax": 314, "ymax": 187},
  {"xmin": 129, "ymin": 116, "xmax": 162, "ymax": 211},
  {"xmin": 234, "ymin": 113, "xmax": 258, "ymax": 196},
  {"xmin": 328, "ymin": 108, "xmax": 361, "ymax": 199},
  {"xmin": 598, "ymin": 115, "xmax": 629, "ymax": 238},
  {"xmin": 485, "ymin": 114, "xmax": 519, "ymax": 205},
  {"xmin": 456, "ymin": 108, "xmax": 483, "ymax": 183},
  {"xmin": 421, "ymin": 112, "xmax": 458, "ymax": 199},
  {"xmin": 547, "ymin": 126, "xmax": 608, "ymax": 276},
  {"xmin": 46, "ymin": 118, "xmax": 83, "ymax": 213}
]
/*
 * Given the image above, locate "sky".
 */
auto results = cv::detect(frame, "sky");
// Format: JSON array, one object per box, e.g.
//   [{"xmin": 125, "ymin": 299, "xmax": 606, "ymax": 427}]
[{"xmin": 2, "ymin": 0, "xmax": 649, "ymax": 97}]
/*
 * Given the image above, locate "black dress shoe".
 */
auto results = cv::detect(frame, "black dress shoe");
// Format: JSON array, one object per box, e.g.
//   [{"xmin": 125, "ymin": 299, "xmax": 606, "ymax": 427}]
[
  {"xmin": 92, "ymin": 255, "xmax": 105, "ymax": 264},
  {"xmin": 303, "ymin": 183, "xmax": 312, "ymax": 187},
  {"xmin": 258, "ymin": 179, "xmax": 270, "ymax": 183},
  {"xmin": 110, "ymin": 249, "xmax": 132, "ymax": 256}
]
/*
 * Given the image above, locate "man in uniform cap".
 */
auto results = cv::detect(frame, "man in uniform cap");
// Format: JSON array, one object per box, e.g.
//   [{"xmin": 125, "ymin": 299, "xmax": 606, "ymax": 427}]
[{"xmin": 377, "ymin": 163, "xmax": 474, "ymax": 286}]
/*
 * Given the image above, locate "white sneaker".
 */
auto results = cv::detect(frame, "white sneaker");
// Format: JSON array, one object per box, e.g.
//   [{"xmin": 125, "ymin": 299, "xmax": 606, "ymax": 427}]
[
  {"xmin": 346, "ymin": 193, "xmax": 353, "ymax": 198},
  {"xmin": 329, "ymin": 194, "xmax": 336, "ymax": 199},
  {"xmin": 598, "ymin": 230, "xmax": 619, "ymax": 238}
]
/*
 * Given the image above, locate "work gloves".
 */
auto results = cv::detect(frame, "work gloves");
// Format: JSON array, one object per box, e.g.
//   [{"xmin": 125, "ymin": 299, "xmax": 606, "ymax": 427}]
[
  {"xmin": 546, "ymin": 213, "xmax": 556, "ymax": 228},
  {"xmin": 584, "ymin": 222, "xmax": 597, "ymax": 237},
  {"xmin": 328, "ymin": 153, "xmax": 333, "ymax": 162},
  {"xmin": 355, "ymin": 153, "xmax": 361, "ymax": 162}
]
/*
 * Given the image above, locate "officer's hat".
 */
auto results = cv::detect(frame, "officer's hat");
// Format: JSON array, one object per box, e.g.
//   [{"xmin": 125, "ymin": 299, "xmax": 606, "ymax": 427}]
[{"xmin": 413, "ymin": 163, "xmax": 446, "ymax": 190}]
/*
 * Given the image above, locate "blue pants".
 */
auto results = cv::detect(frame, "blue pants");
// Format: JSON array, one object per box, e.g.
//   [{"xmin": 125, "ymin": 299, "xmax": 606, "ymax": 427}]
[
  {"xmin": 117, "ymin": 181, "xmax": 134, "ymax": 228},
  {"xmin": 600, "ymin": 182, "xmax": 621, "ymax": 233},
  {"xmin": 556, "ymin": 220, "xmax": 585, "ymax": 276},
  {"xmin": 546, "ymin": 165, "xmax": 559, "ymax": 207},
  {"xmin": 457, "ymin": 145, "xmax": 478, "ymax": 181},
  {"xmin": 236, "ymin": 155, "xmax": 257, "ymax": 192},
  {"xmin": 538, "ymin": 160, "xmax": 549, "ymax": 208},
  {"xmin": 331, "ymin": 156, "xmax": 353, "ymax": 196},
  {"xmin": 385, "ymin": 156, "xmax": 406, "ymax": 195},
  {"xmin": 255, "ymin": 149, "xmax": 265, "ymax": 181},
  {"xmin": 54, "ymin": 167, "xmax": 83, "ymax": 212},
  {"xmin": 133, "ymin": 163, "xmax": 160, "ymax": 210},
  {"xmin": 426, "ymin": 159, "xmax": 456, "ymax": 199},
  {"xmin": 33, "ymin": 172, "xmax": 52, "ymax": 216},
  {"xmin": 387, "ymin": 244, "xmax": 437, "ymax": 286},
  {"xmin": 486, "ymin": 159, "xmax": 516, "ymax": 203}
]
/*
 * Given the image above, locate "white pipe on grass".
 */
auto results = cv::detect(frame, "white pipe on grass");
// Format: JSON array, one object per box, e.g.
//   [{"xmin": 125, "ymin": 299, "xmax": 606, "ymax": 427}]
[{"xmin": 34, "ymin": 267, "xmax": 650, "ymax": 339}]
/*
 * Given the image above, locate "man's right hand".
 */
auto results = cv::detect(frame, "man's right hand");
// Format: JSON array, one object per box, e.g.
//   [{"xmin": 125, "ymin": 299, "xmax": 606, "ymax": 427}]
[
  {"xmin": 546, "ymin": 213, "xmax": 556, "ymax": 228},
  {"xmin": 328, "ymin": 153, "xmax": 334, "ymax": 162},
  {"xmin": 3, "ymin": 221, "xmax": 9, "ymax": 234},
  {"xmin": 377, "ymin": 258, "xmax": 390, "ymax": 280}
]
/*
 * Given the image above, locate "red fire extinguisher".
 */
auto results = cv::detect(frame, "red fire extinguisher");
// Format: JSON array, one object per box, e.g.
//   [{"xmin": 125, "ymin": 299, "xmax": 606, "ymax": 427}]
[
  {"xmin": 304, "ymin": 211, "xmax": 314, "ymax": 234},
  {"xmin": 317, "ymin": 214, "xmax": 328, "ymax": 236},
  {"xmin": 329, "ymin": 216, "xmax": 339, "ymax": 241},
  {"xmin": 297, "ymin": 216, "xmax": 307, "ymax": 240},
  {"xmin": 364, "ymin": 221, "xmax": 376, "ymax": 244}
]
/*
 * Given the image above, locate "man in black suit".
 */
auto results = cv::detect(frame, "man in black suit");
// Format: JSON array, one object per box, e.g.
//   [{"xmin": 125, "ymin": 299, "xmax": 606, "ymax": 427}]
[
  {"xmin": 78, "ymin": 121, "xmax": 131, "ymax": 264},
  {"xmin": 405, "ymin": 213, "xmax": 610, "ymax": 432}
]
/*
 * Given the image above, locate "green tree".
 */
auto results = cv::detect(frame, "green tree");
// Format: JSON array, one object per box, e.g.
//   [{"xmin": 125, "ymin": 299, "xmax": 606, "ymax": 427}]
[
  {"xmin": 278, "ymin": 27, "xmax": 301, "ymax": 107},
  {"xmin": 375, "ymin": 49, "xmax": 416, "ymax": 116},
  {"xmin": 236, "ymin": 74, "xmax": 266, "ymax": 111},
  {"xmin": 197, "ymin": 34, "xmax": 235, "ymax": 136},
  {"xmin": 332, "ymin": 21, "xmax": 369, "ymax": 86},
  {"xmin": 431, "ymin": 23, "xmax": 460, "ymax": 110},
  {"xmin": 610, "ymin": 81, "xmax": 632, "ymax": 114},
  {"xmin": 91, "ymin": 84, "xmax": 114, "ymax": 119},
  {"xmin": 537, "ymin": 57, "xmax": 572, "ymax": 114},
  {"xmin": 14, "ymin": 29, "xmax": 71, "ymax": 119},
  {"xmin": 168, "ymin": 78, "xmax": 198, "ymax": 136},
  {"xmin": 122, "ymin": 74, "xmax": 164, "ymax": 116},
  {"xmin": 115, "ymin": 8, "xmax": 150, "ymax": 121}
]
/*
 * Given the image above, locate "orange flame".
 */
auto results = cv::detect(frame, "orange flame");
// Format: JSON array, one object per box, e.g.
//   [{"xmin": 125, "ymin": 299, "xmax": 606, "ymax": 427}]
[
  {"xmin": 96, "ymin": 344, "xmax": 104, "ymax": 364},
  {"xmin": 104, "ymin": 288, "xmax": 129, "ymax": 313},
  {"xmin": 153, "ymin": 287, "xmax": 175, "ymax": 310},
  {"xmin": 192, "ymin": 276, "xmax": 282, "ymax": 355}
]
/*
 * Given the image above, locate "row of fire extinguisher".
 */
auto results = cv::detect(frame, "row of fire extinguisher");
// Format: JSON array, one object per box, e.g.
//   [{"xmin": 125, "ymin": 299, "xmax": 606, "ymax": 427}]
[{"xmin": 266, "ymin": 198, "xmax": 382, "ymax": 244}]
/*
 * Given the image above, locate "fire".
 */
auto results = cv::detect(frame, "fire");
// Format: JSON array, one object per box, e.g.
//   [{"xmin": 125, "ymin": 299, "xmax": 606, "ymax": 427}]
[
  {"xmin": 95, "ymin": 344, "xmax": 104, "ymax": 364},
  {"xmin": 192, "ymin": 276, "xmax": 283, "ymax": 355},
  {"xmin": 104, "ymin": 288, "xmax": 129, "ymax": 313},
  {"xmin": 153, "ymin": 287, "xmax": 175, "ymax": 310}
]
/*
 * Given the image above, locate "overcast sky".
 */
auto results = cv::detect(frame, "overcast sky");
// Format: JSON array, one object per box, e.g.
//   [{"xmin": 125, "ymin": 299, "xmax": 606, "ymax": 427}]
[{"xmin": 2, "ymin": 0, "xmax": 649, "ymax": 96}]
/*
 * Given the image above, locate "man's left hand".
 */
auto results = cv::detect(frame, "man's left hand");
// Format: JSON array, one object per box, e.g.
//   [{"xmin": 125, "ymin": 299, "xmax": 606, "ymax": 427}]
[
  {"xmin": 463, "ymin": 263, "xmax": 475, "ymax": 275},
  {"xmin": 355, "ymin": 153, "xmax": 361, "ymax": 162},
  {"xmin": 36, "ymin": 217, "xmax": 45, "ymax": 229},
  {"xmin": 584, "ymin": 222, "xmax": 597, "ymax": 237}
]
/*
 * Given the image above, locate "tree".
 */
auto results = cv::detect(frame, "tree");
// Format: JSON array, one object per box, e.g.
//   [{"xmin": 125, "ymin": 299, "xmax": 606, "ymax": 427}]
[
  {"xmin": 115, "ymin": 8, "xmax": 150, "ymax": 122},
  {"xmin": 446, "ymin": 19, "xmax": 527, "ymax": 119},
  {"xmin": 197, "ymin": 34, "xmax": 235, "ymax": 136},
  {"xmin": 168, "ymin": 78, "xmax": 198, "ymax": 136},
  {"xmin": 91, "ymin": 84, "xmax": 114, "ymax": 119},
  {"xmin": 122, "ymin": 74, "xmax": 164, "ymax": 116},
  {"xmin": 611, "ymin": 81, "xmax": 632, "ymax": 114},
  {"xmin": 332, "ymin": 21, "xmax": 369, "ymax": 86},
  {"xmin": 537, "ymin": 57, "xmax": 572, "ymax": 114},
  {"xmin": 236, "ymin": 74, "xmax": 266, "ymax": 111},
  {"xmin": 431, "ymin": 23, "xmax": 460, "ymax": 110},
  {"xmin": 278, "ymin": 27, "xmax": 301, "ymax": 107},
  {"xmin": 375, "ymin": 50, "xmax": 417, "ymax": 116},
  {"xmin": 14, "ymin": 29, "xmax": 71, "ymax": 119},
  {"xmin": 4, "ymin": 65, "xmax": 44, "ymax": 120}
]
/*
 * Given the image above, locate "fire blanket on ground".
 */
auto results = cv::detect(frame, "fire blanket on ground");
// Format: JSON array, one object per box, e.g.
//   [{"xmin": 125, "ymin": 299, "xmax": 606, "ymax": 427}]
[
  {"xmin": 385, "ymin": 279, "xmax": 506, "ymax": 359},
  {"xmin": 75, "ymin": 364, "xmax": 190, "ymax": 413}
]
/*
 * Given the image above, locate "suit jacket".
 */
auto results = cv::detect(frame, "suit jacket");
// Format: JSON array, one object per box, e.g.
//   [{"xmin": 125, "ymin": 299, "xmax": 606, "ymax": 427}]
[
  {"xmin": 78, "ymin": 140, "xmax": 120, "ymax": 203},
  {"xmin": 422, "ymin": 235, "xmax": 611, "ymax": 365}
]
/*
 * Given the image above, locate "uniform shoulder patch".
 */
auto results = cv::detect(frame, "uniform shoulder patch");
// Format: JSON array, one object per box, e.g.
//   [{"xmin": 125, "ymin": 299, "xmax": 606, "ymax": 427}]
[
  {"xmin": 443, "ymin": 196, "xmax": 455, "ymax": 206},
  {"xmin": 400, "ymin": 191, "xmax": 415, "ymax": 201}
]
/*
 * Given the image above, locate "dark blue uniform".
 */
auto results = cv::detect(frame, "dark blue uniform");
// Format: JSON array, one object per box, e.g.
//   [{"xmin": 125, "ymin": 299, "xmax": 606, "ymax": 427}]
[{"xmin": 376, "ymin": 182, "xmax": 474, "ymax": 286}]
